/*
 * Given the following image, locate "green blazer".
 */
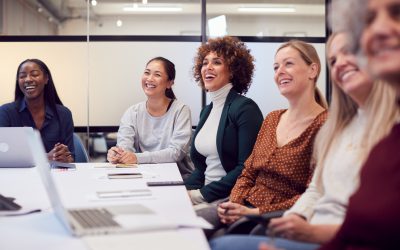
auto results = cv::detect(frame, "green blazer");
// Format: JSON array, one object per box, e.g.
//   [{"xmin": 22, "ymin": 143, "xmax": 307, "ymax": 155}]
[{"xmin": 185, "ymin": 89, "xmax": 263, "ymax": 202}]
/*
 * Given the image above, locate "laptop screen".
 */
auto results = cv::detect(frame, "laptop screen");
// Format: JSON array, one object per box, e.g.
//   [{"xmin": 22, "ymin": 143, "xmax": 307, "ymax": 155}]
[
  {"xmin": 27, "ymin": 129, "xmax": 75, "ymax": 234},
  {"xmin": 0, "ymin": 127, "xmax": 35, "ymax": 168}
]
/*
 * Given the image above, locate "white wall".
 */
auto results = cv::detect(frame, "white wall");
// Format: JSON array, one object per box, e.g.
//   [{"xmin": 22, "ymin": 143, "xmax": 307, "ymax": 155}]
[
  {"xmin": 87, "ymin": 42, "xmax": 202, "ymax": 126},
  {"xmin": 0, "ymin": 42, "xmax": 88, "ymax": 125},
  {"xmin": 0, "ymin": 42, "xmax": 202, "ymax": 127},
  {"xmin": 245, "ymin": 42, "xmax": 326, "ymax": 117},
  {"xmin": 0, "ymin": 41, "xmax": 326, "ymax": 127}
]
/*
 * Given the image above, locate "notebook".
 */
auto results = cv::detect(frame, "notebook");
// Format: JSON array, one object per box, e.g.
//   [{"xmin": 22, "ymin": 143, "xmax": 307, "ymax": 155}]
[
  {"xmin": 27, "ymin": 129, "xmax": 177, "ymax": 236},
  {"xmin": 0, "ymin": 127, "xmax": 35, "ymax": 168}
]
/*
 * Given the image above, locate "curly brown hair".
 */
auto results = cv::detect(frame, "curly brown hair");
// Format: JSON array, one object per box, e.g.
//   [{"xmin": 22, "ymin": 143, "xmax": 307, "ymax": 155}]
[{"xmin": 193, "ymin": 36, "xmax": 255, "ymax": 94}]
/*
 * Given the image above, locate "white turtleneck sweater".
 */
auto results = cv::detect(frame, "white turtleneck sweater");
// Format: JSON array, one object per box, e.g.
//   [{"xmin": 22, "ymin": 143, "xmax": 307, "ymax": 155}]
[{"xmin": 195, "ymin": 83, "xmax": 233, "ymax": 186}]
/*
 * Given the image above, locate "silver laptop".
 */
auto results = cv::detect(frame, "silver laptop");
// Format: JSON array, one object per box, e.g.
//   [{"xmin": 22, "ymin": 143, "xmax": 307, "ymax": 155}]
[
  {"xmin": 26, "ymin": 129, "xmax": 176, "ymax": 236},
  {"xmin": 0, "ymin": 127, "xmax": 35, "ymax": 168}
]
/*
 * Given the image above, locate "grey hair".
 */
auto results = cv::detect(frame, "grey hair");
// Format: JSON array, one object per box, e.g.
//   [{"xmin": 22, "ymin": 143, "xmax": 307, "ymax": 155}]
[
  {"xmin": 328, "ymin": 0, "xmax": 369, "ymax": 70},
  {"xmin": 328, "ymin": 0, "xmax": 367, "ymax": 53}
]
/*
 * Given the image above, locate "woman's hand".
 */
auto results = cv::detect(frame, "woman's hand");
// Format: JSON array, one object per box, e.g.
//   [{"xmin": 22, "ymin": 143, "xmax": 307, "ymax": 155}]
[
  {"xmin": 48, "ymin": 143, "xmax": 73, "ymax": 163},
  {"xmin": 259, "ymin": 242, "xmax": 282, "ymax": 250},
  {"xmin": 217, "ymin": 201, "xmax": 259, "ymax": 224},
  {"xmin": 107, "ymin": 147, "xmax": 137, "ymax": 164},
  {"xmin": 188, "ymin": 189, "xmax": 205, "ymax": 205},
  {"xmin": 268, "ymin": 214, "xmax": 314, "ymax": 242},
  {"xmin": 117, "ymin": 151, "xmax": 137, "ymax": 164},
  {"xmin": 107, "ymin": 146, "xmax": 123, "ymax": 163}
]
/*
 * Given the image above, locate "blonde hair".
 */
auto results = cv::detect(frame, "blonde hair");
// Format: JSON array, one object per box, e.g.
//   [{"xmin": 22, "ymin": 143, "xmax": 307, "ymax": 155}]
[
  {"xmin": 314, "ymin": 32, "xmax": 399, "ymax": 174},
  {"xmin": 277, "ymin": 40, "xmax": 328, "ymax": 109}
]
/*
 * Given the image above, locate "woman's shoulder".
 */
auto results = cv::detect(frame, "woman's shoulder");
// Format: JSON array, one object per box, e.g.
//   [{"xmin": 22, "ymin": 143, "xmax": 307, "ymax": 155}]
[
  {"xmin": 229, "ymin": 93, "xmax": 260, "ymax": 110},
  {"xmin": 55, "ymin": 104, "xmax": 73, "ymax": 120},
  {"xmin": 170, "ymin": 99, "xmax": 190, "ymax": 110},
  {"xmin": 259, "ymin": 109, "xmax": 285, "ymax": 127},
  {"xmin": 314, "ymin": 110, "xmax": 328, "ymax": 125},
  {"xmin": 170, "ymin": 100, "xmax": 191, "ymax": 117},
  {"xmin": 0, "ymin": 101, "xmax": 18, "ymax": 111},
  {"xmin": 55, "ymin": 103, "xmax": 71, "ymax": 111},
  {"xmin": 265, "ymin": 109, "xmax": 286, "ymax": 120},
  {"xmin": 124, "ymin": 101, "xmax": 146, "ymax": 113}
]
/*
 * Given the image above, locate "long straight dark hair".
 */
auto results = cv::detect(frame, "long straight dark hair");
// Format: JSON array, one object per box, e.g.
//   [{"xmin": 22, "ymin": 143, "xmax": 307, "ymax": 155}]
[
  {"xmin": 146, "ymin": 57, "xmax": 176, "ymax": 99},
  {"xmin": 15, "ymin": 59, "xmax": 64, "ymax": 117}
]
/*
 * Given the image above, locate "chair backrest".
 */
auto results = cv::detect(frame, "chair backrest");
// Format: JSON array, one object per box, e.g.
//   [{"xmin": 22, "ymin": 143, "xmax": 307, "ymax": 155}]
[{"xmin": 73, "ymin": 133, "xmax": 89, "ymax": 163}]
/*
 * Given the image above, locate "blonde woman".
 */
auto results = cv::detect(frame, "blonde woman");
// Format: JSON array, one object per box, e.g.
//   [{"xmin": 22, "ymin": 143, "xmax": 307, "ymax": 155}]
[
  {"xmin": 217, "ymin": 40, "xmax": 327, "ymax": 227},
  {"xmin": 321, "ymin": 0, "xmax": 400, "ymax": 248},
  {"xmin": 211, "ymin": 33, "xmax": 398, "ymax": 250}
]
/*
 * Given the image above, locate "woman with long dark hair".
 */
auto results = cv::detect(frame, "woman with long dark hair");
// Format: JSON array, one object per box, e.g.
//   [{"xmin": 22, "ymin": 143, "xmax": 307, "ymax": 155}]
[
  {"xmin": 107, "ymin": 57, "xmax": 193, "ymax": 180},
  {"xmin": 0, "ymin": 58, "xmax": 74, "ymax": 163}
]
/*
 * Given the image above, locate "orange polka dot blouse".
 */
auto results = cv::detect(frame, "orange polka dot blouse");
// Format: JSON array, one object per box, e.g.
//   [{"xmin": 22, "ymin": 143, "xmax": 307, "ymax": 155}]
[{"xmin": 230, "ymin": 109, "xmax": 328, "ymax": 213}]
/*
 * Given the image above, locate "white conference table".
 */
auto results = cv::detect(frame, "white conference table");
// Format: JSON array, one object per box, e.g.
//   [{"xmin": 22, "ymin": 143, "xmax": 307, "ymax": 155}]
[{"xmin": 0, "ymin": 163, "xmax": 210, "ymax": 250}]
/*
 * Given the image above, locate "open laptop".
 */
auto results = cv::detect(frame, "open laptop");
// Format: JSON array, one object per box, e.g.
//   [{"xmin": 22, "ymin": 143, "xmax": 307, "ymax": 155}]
[
  {"xmin": 26, "ymin": 129, "xmax": 176, "ymax": 236},
  {"xmin": 0, "ymin": 127, "xmax": 35, "ymax": 168}
]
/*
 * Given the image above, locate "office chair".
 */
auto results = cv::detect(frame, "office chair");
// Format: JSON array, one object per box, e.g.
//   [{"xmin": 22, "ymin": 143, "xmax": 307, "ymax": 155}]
[{"xmin": 73, "ymin": 133, "xmax": 89, "ymax": 163}]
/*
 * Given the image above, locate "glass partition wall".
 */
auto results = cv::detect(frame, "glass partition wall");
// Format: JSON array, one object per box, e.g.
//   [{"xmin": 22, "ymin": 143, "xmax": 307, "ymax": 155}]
[{"xmin": 0, "ymin": 0, "xmax": 327, "ymax": 161}]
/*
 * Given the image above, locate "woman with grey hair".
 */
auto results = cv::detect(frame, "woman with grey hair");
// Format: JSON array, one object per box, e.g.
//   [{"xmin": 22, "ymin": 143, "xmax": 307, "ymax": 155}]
[
  {"xmin": 321, "ymin": 0, "xmax": 400, "ymax": 248},
  {"xmin": 210, "ymin": 30, "xmax": 399, "ymax": 250}
]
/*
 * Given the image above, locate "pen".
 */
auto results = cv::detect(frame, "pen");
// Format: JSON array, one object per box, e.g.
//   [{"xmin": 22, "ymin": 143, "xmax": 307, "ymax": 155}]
[
  {"xmin": 224, "ymin": 205, "xmax": 229, "ymax": 215},
  {"xmin": 98, "ymin": 191, "xmax": 135, "ymax": 198},
  {"xmin": 3, "ymin": 209, "xmax": 42, "ymax": 217},
  {"xmin": 111, "ymin": 147, "xmax": 121, "ymax": 156}
]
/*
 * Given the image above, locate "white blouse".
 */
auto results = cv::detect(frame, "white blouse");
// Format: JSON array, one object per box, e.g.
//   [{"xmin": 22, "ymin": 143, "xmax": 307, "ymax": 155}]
[{"xmin": 287, "ymin": 109, "xmax": 368, "ymax": 225}]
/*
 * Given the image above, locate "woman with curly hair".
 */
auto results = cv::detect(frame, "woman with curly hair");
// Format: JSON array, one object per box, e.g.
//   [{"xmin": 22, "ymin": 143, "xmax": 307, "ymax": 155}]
[
  {"xmin": 216, "ymin": 40, "xmax": 328, "ymax": 230},
  {"xmin": 185, "ymin": 36, "xmax": 263, "ymax": 213}
]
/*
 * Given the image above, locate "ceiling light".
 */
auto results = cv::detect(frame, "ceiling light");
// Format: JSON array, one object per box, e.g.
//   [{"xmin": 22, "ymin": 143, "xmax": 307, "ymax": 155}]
[
  {"xmin": 123, "ymin": 5, "xmax": 182, "ymax": 12},
  {"xmin": 238, "ymin": 7, "xmax": 296, "ymax": 13},
  {"xmin": 208, "ymin": 15, "xmax": 227, "ymax": 38},
  {"xmin": 142, "ymin": 0, "xmax": 148, "ymax": 4},
  {"xmin": 116, "ymin": 19, "xmax": 123, "ymax": 27},
  {"xmin": 91, "ymin": 0, "xmax": 97, "ymax": 6}
]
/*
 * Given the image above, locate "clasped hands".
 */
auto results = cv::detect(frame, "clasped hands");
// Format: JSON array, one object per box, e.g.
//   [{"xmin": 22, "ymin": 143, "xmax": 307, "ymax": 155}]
[
  {"xmin": 217, "ymin": 201, "xmax": 259, "ymax": 224},
  {"xmin": 47, "ymin": 143, "xmax": 73, "ymax": 163},
  {"xmin": 267, "ymin": 214, "xmax": 314, "ymax": 242},
  {"xmin": 218, "ymin": 202, "xmax": 313, "ymax": 242},
  {"xmin": 257, "ymin": 214, "xmax": 314, "ymax": 250},
  {"xmin": 107, "ymin": 146, "xmax": 137, "ymax": 164}
]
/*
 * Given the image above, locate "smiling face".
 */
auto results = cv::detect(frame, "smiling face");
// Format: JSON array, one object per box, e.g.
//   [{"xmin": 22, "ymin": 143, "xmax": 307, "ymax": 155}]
[
  {"xmin": 361, "ymin": 0, "xmax": 400, "ymax": 86},
  {"xmin": 200, "ymin": 51, "xmax": 231, "ymax": 92},
  {"xmin": 141, "ymin": 60, "xmax": 172, "ymax": 98},
  {"xmin": 328, "ymin": 33, "xmax": 373, "ymax": 106},
  {"xmin": 273, "ymin": 46, "xmax": 317, "ymax": 99},
  {"xmin": 17, "ymin": 61, "xmax": 48, "ymax": 101}
]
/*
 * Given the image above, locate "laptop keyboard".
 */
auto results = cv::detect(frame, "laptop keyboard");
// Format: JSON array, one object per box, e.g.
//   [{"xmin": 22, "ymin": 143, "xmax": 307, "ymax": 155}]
[{"xmin": 69, "ymin": 208, "xmax": 120, "ymax": 229}]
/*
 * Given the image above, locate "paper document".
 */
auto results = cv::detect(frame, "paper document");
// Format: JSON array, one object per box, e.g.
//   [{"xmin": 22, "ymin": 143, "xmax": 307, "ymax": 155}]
[
  {"xmin": 174, "ymin": 216, "xmax": 214, "ymax": 229},
  {"xmin": 83, "ymin": 231, "xmax": 206, "ymax": 250},
  {"xmin": 114, "ymin": 214, "xmax": 177, "ymax": 231}
]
